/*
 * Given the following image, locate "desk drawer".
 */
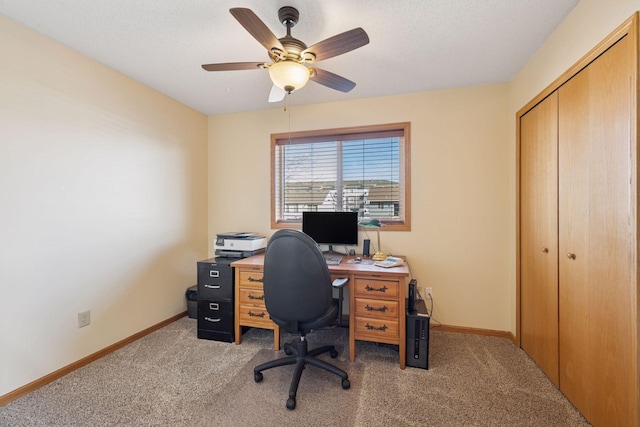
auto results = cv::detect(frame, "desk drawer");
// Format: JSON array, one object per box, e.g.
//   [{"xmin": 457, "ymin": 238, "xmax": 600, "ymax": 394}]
[
  {"xmin": 354, "ymin": 316, "xmax": 399, "ymax": 340},
  {"xmin": 238, "ymin": 288, "xmax": 266, "ymax": 306},
  {"xmin": 238, "ymin": 270, "xmax": 264, "ymax": 288},
  {"xmin": 354, "ymin": 278, "xmax": 399, "ymax": 299},
  {"xmin": 355, "ymin": 298, "xmax": 399, "ymax": 320},
  {"xmin": 238, "ymin": 304, "xmax": 271, "ymax": 326}
]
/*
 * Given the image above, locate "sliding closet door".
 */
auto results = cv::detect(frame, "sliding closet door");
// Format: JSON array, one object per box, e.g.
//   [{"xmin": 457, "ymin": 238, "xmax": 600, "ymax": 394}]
[
  {"xmin": 519, "ymin": 92, "xmax": 559, "ymax": 386},
  {"xmin": 558, "ymin": 35, "xmax": 635, "ymax": 425}
]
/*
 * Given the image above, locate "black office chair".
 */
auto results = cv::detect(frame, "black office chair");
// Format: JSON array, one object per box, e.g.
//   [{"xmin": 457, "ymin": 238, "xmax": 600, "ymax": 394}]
[{"xmin": 253, "ymin": 229, "xmax": 350, "ymax": 410}]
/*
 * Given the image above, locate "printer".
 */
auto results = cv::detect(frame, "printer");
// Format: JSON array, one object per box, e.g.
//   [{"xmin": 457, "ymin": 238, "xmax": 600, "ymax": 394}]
[{"xmin": 214, "ymin": 232, "xmax": 266, "ymax": 258}]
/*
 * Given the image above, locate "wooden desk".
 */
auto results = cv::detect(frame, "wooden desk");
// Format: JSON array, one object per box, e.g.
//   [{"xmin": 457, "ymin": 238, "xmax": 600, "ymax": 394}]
[{"xmin": 231, "ymin": 254, "xmax": 411, "ymax": 369}]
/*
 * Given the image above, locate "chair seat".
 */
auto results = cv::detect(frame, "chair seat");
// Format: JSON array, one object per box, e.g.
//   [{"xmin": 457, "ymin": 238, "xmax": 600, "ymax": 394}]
[{"xmin": 270, "ymin": 300, "xmax": 339, "ymax": 333}]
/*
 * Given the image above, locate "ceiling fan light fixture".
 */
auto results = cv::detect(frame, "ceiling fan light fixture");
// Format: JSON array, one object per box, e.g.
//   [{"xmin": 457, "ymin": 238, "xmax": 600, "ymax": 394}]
[{"xmin": 268, "ymin": 61, "xmax": 310, "ymax": 93}]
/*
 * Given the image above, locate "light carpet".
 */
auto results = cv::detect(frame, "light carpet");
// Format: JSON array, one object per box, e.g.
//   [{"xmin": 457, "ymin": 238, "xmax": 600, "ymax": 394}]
[
  {"xmin": 0, "ymin": 317, "xmax": 591, "ymax": 426},
  {"xmin": 200, "ymin": 346, "xmax": 363, "ymax": 426}
]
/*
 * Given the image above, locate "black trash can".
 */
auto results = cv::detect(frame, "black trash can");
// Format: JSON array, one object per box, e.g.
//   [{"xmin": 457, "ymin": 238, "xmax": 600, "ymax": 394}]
[{"xmin": 185, "ymin": 285, "xmax": 198, "ymax": 319}]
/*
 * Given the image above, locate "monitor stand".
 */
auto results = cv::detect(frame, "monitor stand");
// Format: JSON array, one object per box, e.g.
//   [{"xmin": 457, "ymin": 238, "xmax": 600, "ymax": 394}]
[{"xmin": 322, "ymin": 245, "xmax": 347, "ymax": 256}]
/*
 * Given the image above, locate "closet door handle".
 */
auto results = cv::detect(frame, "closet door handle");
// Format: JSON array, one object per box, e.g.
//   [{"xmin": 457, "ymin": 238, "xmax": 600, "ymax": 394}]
[
  {"xmin": 542, "ymin": 247, "xmax": 549, "ymax": 253},
  {"xmin": 567, "ymin": 253, "xmax": 576, "ymax": 260}
]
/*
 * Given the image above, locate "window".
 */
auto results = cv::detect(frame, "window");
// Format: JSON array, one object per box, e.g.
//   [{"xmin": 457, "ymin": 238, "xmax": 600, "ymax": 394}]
[{"xmin": 271, "ymin": 122, "xmax": 411, "ymax": 231}]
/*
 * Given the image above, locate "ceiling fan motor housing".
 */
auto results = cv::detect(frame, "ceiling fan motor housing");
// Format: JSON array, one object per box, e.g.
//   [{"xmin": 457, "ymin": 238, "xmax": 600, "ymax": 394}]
[
  {"xmin": 270, "ymin": 7, "xmax": 310, "ymax": 63},
  {"xmin": 278, "ymin": 6, "xmax": 299, "ymax": 27}
]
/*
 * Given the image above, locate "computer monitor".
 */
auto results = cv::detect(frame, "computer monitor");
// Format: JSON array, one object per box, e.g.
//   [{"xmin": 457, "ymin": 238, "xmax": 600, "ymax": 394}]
[{"xmin": 302, "ymin": 211, "xmax": 358, "ymax": 255}]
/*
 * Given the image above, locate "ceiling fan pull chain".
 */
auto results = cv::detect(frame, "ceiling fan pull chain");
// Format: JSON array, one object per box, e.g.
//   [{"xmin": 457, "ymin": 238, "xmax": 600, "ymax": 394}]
[{"xmin": 286, "ymin": 100, "xmax": 292, "ymax": 144}]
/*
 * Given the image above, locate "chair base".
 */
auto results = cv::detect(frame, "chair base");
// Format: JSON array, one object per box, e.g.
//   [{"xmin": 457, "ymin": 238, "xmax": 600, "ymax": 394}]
[{"xmin": 253, "ymin": 337, "xmax": 350, "ymax": 410}]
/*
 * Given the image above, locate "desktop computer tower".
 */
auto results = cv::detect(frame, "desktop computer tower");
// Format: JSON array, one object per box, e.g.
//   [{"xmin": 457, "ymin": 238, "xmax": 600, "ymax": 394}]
[
  {"xmin": 406, "ymin": 299, "xmax": 430, "ymax": 369},
  {"xmin": 197, "ymin": 257, "xmax": 235, "ymax": 342}
]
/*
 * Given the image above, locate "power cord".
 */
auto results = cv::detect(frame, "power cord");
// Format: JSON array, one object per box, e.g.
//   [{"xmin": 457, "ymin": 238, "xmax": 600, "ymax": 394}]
[{"xmin": 416, "ymin": 287, "xmax": 441, "ymax": 327}]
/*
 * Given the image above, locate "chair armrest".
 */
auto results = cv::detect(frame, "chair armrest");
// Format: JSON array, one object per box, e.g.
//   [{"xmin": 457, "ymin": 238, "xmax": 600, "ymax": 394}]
[{"xmin": 332, "ymin": 277, "xmax": 349, "ymax": 288}]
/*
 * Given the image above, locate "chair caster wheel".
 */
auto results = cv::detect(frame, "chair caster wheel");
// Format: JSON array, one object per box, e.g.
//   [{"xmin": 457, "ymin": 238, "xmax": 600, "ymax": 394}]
[
  {"xmin": 286, "ymin": 398, "xmax": 296, "ymax": 410},
  {"xmin": 284, "ymin": 346, "xmax": 293, "ymax": 356},
  {"xmin": 329, "ymin": 349, "xmax": 338, "ymax": 358},
  {"xmin": 254, "ymin": 372, "xmax": 263, "ymax": 383},
  {"xmin": 342, "ymin": 378, "xmax": 350, "ymax": 389}
]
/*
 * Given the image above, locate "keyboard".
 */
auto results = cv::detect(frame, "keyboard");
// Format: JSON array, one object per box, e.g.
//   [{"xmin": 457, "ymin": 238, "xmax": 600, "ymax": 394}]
[{"xmin": 324, "ymin": 255, "xmax": 343, "ymax": 266}]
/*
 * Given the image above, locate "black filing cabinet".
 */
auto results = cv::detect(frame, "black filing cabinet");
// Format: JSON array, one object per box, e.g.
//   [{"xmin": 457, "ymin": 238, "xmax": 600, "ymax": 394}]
[{"xmin": 197, "ymin": 257, "xmax": 234, "ymax": 342}]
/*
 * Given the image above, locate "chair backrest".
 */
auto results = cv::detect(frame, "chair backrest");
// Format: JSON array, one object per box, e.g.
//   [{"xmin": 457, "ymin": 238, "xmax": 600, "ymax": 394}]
[{"xmin": 263, "ymin": 229, "xmax": 333, "ymax": 324}]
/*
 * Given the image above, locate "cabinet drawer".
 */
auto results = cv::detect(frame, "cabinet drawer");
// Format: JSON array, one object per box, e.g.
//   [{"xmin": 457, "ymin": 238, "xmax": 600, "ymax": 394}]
[
  {"xmin": 198, "ymin": 260, "xmax": 233, "ymax": 285},
  {"xmin": 197, "ymin": 300, "xmax": 233, "ymax": 332},
  {"xmin": 354, "ymin": 298, "xmax": 399, "ymax": 319},
  {"xmin": 198, "ymin": 279, "xmax": 233, "ymax": 300},
  {"xmin": 354, "ymin": 316, "xmax": 399, "ymax": 340},
  {"xmin": 354, "ymin": 278, "xmax": 399, "ymax": 299},
  {"xmin": 197, "ymin": 259, "xmax": 233, "ymax": 299},
  {"xmin": 238, "ymin": 270, "xmax": 264, "ymax": 288},
  {"xmin": 238, "ymin": 288, "xmax": 266, "ymax": 306},
  {"xmin": 238, "ymin": 305, "xmax": 271, "ymax": 326}
]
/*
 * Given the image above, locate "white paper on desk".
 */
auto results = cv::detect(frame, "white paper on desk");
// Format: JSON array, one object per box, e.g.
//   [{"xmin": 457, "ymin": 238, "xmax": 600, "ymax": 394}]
[{"xmin": 374, "ymin": 256, "xmax": 404, "ymax": 268}]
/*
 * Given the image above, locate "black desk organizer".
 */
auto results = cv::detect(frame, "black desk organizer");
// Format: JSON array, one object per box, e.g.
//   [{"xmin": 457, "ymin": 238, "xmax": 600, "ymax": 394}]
[{"xmin": 197, "ymin": 257, "xmax": 235, "ymax": 342}]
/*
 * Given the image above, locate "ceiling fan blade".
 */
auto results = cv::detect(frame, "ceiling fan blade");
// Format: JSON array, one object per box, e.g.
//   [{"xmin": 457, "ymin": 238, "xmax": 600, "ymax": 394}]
[
  {"xmin": 230, "ymin": 8, "xmax": 285, "ymax": 53},
  {"xmin": 310, "ymin": 68, "xmax": 356, "ymax": 93},
  {"xmin": 303, "ymin": 28, "xmax": 369, "ymax": 62},
  {"xmin": 202, "ymin": 62, "xmax": 267, "ymax": 72},
  {"xmin": 268, "ymin": 85, "xmax": 286, "ymax": 103}
]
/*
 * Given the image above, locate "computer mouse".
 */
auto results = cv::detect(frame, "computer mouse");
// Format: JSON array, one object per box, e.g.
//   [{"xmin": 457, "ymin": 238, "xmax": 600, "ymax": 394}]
[{"xmin": 355, "ymin": 257, "xmax": 361, "ymax": 262}]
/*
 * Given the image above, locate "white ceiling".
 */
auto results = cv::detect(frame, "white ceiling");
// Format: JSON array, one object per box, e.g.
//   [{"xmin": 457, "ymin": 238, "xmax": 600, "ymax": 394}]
[{"xmin": 0, "ymin": 0, "xmax": 580, "ymax": 116}]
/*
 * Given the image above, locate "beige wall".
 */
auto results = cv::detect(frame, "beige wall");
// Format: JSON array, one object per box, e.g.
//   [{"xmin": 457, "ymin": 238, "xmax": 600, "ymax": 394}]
[
  {"xmin": 0, "ymin": 15, "xmax": 208, "ymax": 397},
  {"xmin": 511, "ymin": 0, "xmax": 640, "ymax": 111},
  {"xmin": 209, "ymin": 0, "xmax": 640, "ymax": 337},
  {"xmin": 209, "ymin": 84, "xmax": 513, "ymax": 332},
  {"xmin": 3, "ymin": 0, "xmax": 636, "ymax": 400}
]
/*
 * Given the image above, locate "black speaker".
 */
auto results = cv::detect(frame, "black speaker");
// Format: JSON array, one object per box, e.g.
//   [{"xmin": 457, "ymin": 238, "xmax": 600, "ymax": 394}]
[
  {"xmin": 406, "ymin": 300, "xmax": 430, "ymax": 369},
  {"xmin": 363, "ymin": 239, "xmax": 371, "ymax": 257}
]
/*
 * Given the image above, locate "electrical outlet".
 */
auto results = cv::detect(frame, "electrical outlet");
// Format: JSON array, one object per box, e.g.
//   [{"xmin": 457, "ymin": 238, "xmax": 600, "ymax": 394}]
[
  {"xmin": 424, "ymin": 287, "xmax": 433, "ymax": 300},
  {"xmin": 78, "ymin": 310, "xmax": 91, "ymax": 328}
]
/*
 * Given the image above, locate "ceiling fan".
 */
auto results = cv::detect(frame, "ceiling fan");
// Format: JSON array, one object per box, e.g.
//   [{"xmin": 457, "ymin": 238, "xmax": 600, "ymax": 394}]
[{"xmin": 202, "ymin": 6, "xmax": 370, "ymax": 102}]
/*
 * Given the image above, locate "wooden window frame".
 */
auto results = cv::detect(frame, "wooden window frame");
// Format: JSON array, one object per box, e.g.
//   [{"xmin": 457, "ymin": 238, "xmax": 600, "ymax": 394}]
[{"xmin": 271, "ymin": 122, "xmax": 411, "ymax": 231}]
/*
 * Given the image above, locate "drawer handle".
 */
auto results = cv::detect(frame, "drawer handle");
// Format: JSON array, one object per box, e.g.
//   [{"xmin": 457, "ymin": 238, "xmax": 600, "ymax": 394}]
[
  {"xmin": 209, "ymin": 271, "xmax": 219, "ymax": 278},
  {"xmin": 248, "ymin": 311, "xmax": 266, "ymax": 318},
  {"xmin": 364, "ymin": 285, "xmax": 388, "ymax": 293},
  {"xmin": 365, "ymin": 304, "xmax": 388, "ymax": 312},
  {"xmin": 248, "ymin": 294, "xmax": 265, "ymax": 301},
  {"xmin": 204, "ymin": 317, "xmax": 221, "ymax": 323},
  {"xmin": 567, "ymin": 253, "xmax": 576, "ymax": 260},
  {"xmin": 204, "ymin": 284, "xmax": 221, "ymax": 289},
  {"xmin": 542, "ymin": 247, "xmax": 549, "ymax": 253},
  {"xmin": 248, "ymin": 276, "xmax": 264, "ymax": 283},
  {"xmin": 365, "ymin": 323, "xmax": 388, "ymax": 332}
]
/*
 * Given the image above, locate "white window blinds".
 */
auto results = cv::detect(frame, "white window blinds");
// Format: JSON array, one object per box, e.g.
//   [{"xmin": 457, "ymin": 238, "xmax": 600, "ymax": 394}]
[{"xmin": 271, "ymin": 123, "xmax": 410, "ymax": 230}]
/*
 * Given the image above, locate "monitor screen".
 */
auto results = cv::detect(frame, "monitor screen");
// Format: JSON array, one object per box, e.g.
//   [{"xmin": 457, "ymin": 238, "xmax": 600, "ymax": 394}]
[{"xmin": 302, "ymin": 211, "xmax": 359, "ymax": 246}]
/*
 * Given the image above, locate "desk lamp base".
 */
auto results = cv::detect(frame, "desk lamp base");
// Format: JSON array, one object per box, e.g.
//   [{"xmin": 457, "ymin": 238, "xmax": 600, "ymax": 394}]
[{"xmin": 372, "ymin": 252, "xmax": 387, "ymax": 261}]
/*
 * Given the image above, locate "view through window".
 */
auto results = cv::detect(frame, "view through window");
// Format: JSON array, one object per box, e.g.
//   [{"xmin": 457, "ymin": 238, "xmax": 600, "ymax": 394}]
[{"xmin": 271, "ymin": 123, "xmax": 411, "ymax": 231}]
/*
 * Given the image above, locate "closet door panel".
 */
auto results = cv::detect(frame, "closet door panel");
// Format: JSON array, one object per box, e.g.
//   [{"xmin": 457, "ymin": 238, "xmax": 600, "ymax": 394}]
[
  {"xmin": 519, "ymin": 92, "xmax": 559, "ymax": 386},
  {"xmin": 558, "ymin": 35, "xmax": 634, "ymax": 426},
  {"xmin": 558, "ymin": 64, "xmax": 591, "ymax": 417}
]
